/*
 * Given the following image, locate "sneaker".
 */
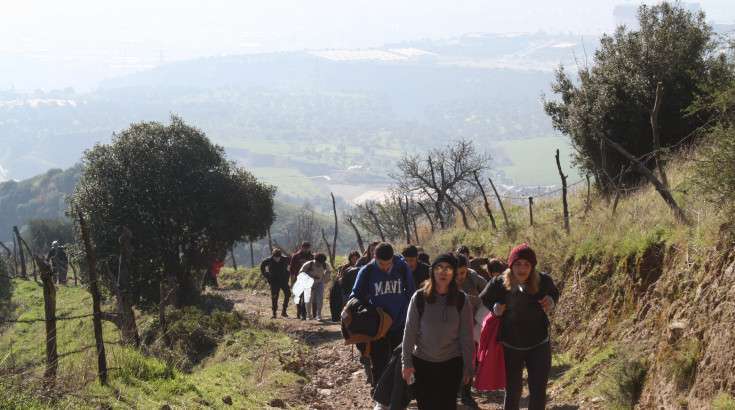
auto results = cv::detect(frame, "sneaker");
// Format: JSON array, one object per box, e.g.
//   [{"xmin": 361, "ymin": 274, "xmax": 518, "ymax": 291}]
[
  {"xmin": 373, "ymin": 402, "xmax": 388, "ymax": 410},
  {"xmin": 271, "ymin": 312, "xmax": 277, "ymax": 319},
  {"xmin": 281, "ymin": 311, "xmax": 289, "ymax": 318}
]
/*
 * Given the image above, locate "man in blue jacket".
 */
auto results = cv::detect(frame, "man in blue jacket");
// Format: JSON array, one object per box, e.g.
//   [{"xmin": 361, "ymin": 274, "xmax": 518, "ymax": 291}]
[{"xmin": 350, "ymin": 242, "xmax": 415, "ymax": 391}]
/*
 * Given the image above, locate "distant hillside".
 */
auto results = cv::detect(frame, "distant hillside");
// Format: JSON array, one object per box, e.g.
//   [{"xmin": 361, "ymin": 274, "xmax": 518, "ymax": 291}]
[
  {"xmin": 0, "ymin": 165, "xmax": 81, "ymax": 242},
  {"xmin": 0, "ymin": 165, "xmax": 359, "ymax": 259},
  {"xmin": 0, "ymin": 32, "xmax": 593, "ymax": 198}
]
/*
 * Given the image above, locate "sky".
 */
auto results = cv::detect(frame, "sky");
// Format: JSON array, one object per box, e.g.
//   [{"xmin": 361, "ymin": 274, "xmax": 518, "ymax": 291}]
[{"xmin": 1, "ymin": 0, "xmax": 733, "ymax": 90}]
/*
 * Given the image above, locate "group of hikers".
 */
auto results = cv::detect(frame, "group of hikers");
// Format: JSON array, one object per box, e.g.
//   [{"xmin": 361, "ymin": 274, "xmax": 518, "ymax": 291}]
[{"xmin": 260, "ymin": 240, "xmax": 559, "ymax": 410}]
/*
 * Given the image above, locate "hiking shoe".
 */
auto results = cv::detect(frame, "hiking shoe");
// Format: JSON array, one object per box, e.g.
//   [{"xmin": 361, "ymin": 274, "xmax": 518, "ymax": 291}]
[
  {"xmin": 461, "ymin": 393, "xmax": 479, "ymax": 409},
  {"xmin": 271, "ymin": 312, "xmax": 277, "ymax": 319},
  {"xmin": 281, "ymin": 311, "xmax": 289, "ymax": 318}
]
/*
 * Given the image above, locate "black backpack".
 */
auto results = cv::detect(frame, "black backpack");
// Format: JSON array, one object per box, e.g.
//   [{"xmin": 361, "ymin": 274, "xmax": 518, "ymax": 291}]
[{"xmin": 414, "ymin": 289, "xmax": 466, "ymax": 318}]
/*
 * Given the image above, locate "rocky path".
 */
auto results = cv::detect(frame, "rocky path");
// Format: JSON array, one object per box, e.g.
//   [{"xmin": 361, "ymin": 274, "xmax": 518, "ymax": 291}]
[{"xmin": 215, "ymin": 287, "xmax": 579, "ymax": 410}]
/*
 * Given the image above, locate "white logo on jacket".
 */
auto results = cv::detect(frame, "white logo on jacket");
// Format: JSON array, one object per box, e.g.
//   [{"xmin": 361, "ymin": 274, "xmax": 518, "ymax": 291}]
[{"xmin": 373, "ymin": 279, "xmax": 403, "ymax": 296}]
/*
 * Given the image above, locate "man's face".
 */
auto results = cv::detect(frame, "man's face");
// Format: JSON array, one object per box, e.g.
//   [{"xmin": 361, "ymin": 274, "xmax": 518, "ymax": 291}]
[
  {"xmin": 303, "ymin": 246, "xmax": 311, "ymax": 254},
  {"xmin": 273, "ymin": 256, "xmax": 281, "ymax": 262},
  {"xmin": 455, "ymin": 267, "xmax": 468, "ymax": 284},
  {"xmin": 404, "ymin": 256, "xmax": 417, "ymax": 270},
  {"xmin": 377, "ymin": 258, "xmax": 393, "ymax": 273}
]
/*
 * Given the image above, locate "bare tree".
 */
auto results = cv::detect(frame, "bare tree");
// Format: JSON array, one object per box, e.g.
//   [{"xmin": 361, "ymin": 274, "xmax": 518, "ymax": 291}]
[{"xmin": 394, "ymin": 139, "xmax": 489, "ymax": 230}]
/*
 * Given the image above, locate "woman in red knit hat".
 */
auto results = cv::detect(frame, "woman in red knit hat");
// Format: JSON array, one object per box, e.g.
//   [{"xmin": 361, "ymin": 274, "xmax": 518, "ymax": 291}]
[{"xmin": 479, "ymin": 243, "xmax": 559, "ymax": 410}]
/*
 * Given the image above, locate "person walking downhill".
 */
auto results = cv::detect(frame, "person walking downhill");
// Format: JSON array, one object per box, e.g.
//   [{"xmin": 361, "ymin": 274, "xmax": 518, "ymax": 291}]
[
  {"xmin": 401, "ymin": 253, "xmax": 475, "ymax": 410},
  {"xmin": 480, "ymin": 243, "xmax": 560, "ymax": 410},
  {"xmin": 301, "ymin": 252, "xmax": 332, "ymax": 321},
  {"xmin": 455, "ymin": 254, "xmax": 487, "ymax": 409},
  {"xmin": 47, "ymin": 241, "xmax": 69, "ymax": 285},
  {"xmin": 288, "ymin": 241, "xmax": 313, "ymax": 286},
  {"xmin": 350, "ymin": 243, "xmax": 415, "ymax": 403},
  {"xmin": 260, "ymin": 248, "xmax": 291, "ymax": 319},
  {"xmin": 402, "ymin": 245, "xmax": 430, "ymax": 290}
]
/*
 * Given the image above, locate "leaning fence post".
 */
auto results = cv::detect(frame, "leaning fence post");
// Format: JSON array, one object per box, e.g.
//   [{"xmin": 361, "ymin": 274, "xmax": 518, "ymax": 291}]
[
  {"xmin": 555, "ymin": 149, "xmax": 570, "ymax": 234},
  {"xmin": 13, "ymin": 227, "xmax": 28, "ymax": 279},
  {"xmin": 77, "ymin": 210, "xmax": 108, "ymax": 385},
  {"xmin": 529, "ymin": 197, "xmax": 534, "ymax": 227}
]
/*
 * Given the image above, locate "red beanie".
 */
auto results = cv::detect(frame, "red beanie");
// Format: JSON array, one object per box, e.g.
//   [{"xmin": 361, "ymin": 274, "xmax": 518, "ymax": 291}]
[{"xmin": 508, "ymin": 243, "xmax": 537, "ymax": 269}]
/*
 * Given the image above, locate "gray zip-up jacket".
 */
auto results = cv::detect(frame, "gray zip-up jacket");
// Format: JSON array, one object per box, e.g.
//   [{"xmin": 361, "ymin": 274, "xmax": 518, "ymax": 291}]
[{"xmin": 401, "ymin": 291, "xmax": 475, "ymax": 377}]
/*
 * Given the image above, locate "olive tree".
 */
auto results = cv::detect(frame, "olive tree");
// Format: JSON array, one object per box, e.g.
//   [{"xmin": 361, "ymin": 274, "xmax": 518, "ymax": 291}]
[{"xmin": 71, "ymin": 116, "xmax": 275, "ymax": 307}]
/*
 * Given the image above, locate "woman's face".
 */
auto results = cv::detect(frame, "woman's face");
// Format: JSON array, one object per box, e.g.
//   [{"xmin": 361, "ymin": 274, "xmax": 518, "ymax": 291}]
[
  {"xmin": 511, "ymin": 259, "xmax": 533, "ymax": 282},
  {"xmin": 433, "ymin": 262, "xmax": 455, "ymax": 289},
  {"xmin": 455, "ymin": 266, "xmax": 468, "ymax": 284},
  {"xmin": 349, "ymin": 255, "xmax": 358, "ymax": 265}
]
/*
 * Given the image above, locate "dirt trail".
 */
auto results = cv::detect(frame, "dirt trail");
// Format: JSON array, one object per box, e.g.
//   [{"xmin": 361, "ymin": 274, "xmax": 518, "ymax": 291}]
[{"xmin": 216, "ymin": 288, "xmax": 578, "ymax": 410}]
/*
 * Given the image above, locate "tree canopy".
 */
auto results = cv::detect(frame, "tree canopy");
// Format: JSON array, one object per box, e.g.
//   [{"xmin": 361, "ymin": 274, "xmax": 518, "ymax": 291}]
[
  {"xmin": 71, "ymin": 116, "xmax": 275, "ymax": 306},
  {"xmin": 544, "ymin": 2, "xmax": 731, "ymax": 193}
]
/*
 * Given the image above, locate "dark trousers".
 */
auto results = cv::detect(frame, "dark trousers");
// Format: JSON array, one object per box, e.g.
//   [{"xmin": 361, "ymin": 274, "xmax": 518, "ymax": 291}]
[
  {"xmin": 297, "ymin": 295, "xmax": 307, "ymax": 319},
  {"xmin": 369, "ymin": 331, "xmax": 403, "ymax": 388},
  {"xmin": 270, "ymin": 281, "xmax": 290, "ymax": 314},
  {"xmin": 413, "ymin": 355, "xmax": 463, "ymax": 410},
  {"xmin": 503, "ymin": 342, "xmax": 551, "ymax": 410}
]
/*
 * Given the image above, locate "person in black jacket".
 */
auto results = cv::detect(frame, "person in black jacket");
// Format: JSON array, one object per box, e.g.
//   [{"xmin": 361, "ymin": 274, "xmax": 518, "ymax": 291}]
[
  {"xmin": 261, "ymin": 248, "xmax": 292, "ymax": 318},
  {"xmin": 402, "ymin": 245, "xmax": 430, "ymax": 289},
  {"xmin": 480, "ymin": 243, "xmax": 559, "ymax": 410}
]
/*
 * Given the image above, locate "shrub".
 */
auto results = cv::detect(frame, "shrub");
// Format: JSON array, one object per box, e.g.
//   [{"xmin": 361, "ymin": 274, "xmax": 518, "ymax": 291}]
[
  {"xmin": 713, "ymin": 392, "xmax": 735, "ymax": 410},
  {"xmin": 666, "ymin": 338, "xmax": 700, "ymax": 390},
  {"xmin": 599, "ymin": 354, "xmax": 648, "ymax": 409},
  {"xmin": 141, "ymin": 306, "xmax": 242, "ymax": 371}
]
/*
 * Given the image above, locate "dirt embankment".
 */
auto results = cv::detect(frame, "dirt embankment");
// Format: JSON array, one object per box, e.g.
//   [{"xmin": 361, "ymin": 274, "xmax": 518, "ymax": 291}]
[{"xmin": 550, "ymin": 226, "xmax": 735, "ymax": 408}]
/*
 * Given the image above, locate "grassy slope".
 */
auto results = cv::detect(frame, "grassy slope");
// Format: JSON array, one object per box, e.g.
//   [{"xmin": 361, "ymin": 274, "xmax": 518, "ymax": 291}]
[
  {"xmin": 0, "ymin": 279, "xmax": 305, "ymax": 409},
  {"xmin": 425, "ymin": 157, "xmax": 734, "ymax": 407}
]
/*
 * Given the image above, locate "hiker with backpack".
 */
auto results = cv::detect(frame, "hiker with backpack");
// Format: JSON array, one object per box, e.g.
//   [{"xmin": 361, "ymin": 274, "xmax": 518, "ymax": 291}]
[
  {"xmin": 401, "ymin": 253, "xmax": 474, "ymax": 410},
  {"xmin": 479, "ymin": 243, "xmax": 559, "ymax": 410},
  {"xmin": 260, "ymin": 248, "xmax": 291, "ymax": 318},
  {"xmin": 402, "ymin": 245, "xmax": 430, "ymax": 289},
  {"xmin": 350, "ymin": 243, "xmax": 415, "ymax": 397},
  {"xmin": 301, "ymin": 252, "xmax": 331, "ymax": 321}
]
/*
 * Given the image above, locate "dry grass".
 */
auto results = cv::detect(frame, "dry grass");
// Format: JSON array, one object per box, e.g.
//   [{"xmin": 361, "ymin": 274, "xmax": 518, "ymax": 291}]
[{"xmin": 426, "ymin": 154, "xmax": 726, "ymax": 271}]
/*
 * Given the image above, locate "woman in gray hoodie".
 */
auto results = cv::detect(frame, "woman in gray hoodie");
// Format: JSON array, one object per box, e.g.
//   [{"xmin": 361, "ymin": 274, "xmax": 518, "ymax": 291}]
[{"xmin": 401, "ymin": 253, "xmax": 474, "ymax": 410}]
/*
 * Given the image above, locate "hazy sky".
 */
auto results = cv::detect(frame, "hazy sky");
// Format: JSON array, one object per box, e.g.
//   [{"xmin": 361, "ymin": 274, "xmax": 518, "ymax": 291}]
[{"xmin": 1, "ymin": 0, "xmax": 733, "ymax": 90}]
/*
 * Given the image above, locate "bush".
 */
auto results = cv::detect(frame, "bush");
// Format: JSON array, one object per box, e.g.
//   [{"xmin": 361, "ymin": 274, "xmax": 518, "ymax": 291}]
[
  {"xmin": 666, "ymin": 338, "xmax": 700, "ymax": 390},
  {"xmin": 694, "ymin": 125, "xmax": 735, "ymax": 209},
  {"xmin": 599, "ymin": 354, "xmax": 648, "ymax": 409},
  {"xmin": 116, "ymin": 347, "xmax": 175, "ymax": 382},
  {"xmin": 141, "ymin": 306, "xmax": 242, "ymax": 371},
  {"xmin": 713, "ymin": 392, "xmax": 735, "ymax": 410}
]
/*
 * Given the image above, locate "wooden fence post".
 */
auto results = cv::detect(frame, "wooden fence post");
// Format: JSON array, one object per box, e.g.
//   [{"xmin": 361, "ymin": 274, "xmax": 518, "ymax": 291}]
[
  {"xmin": 37, "ymin": 257, "xmax": 57, "ymax": 384},
  {"xmin": 230, "ymin": 245, "xmax": 238, "ymax": 270},
  {"xmin": 12, "ymin": 233, "xmax": 20, "ymax": 277},
  {"xmin": 345, "ymin": 216, "xmax": 365, "ymax": 254},
  {"xmin": 555, "ymin": 149, "xmax": 570, "ymax": 234},
  {"xmin": 13, "ymin": 227, "xmax": 27, "ymax": 279},
  {"xmin": 487, "ymin": 178, "xmax": 510, "ymax": 229},
  {"xmin": 77, "ymin": 211, "xmax": 108, "ymax": 385},
  {"xmin": 474, "ymin": 171, "xmax": 497, "ymax": 230},
  {"xmin": 528, "ymin": 197, "xmax": 534, "ymax": 227},
  {"xmin": 329, "ymin": 192, "xmax": 339, "ymax": 267}
]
